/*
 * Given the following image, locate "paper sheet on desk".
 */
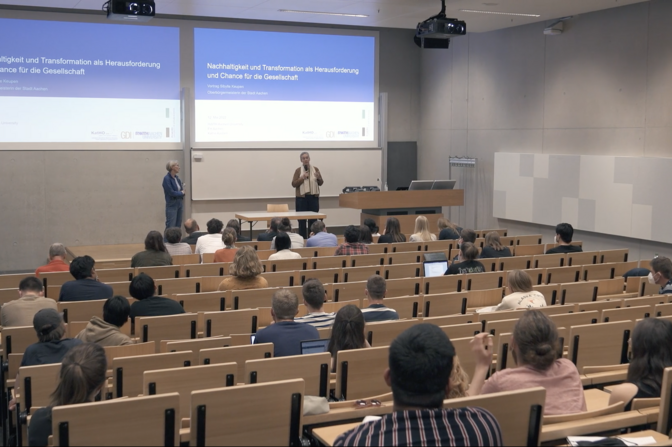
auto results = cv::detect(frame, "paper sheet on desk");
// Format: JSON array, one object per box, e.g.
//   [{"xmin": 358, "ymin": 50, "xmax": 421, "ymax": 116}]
[{"xmin": 567, "ymin": 436, "xmax": 657, "ymax": 446}]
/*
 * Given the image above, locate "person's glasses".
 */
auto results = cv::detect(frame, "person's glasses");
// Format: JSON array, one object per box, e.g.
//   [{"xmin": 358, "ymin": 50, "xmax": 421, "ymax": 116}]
[{"xmin": 354, "ymin": 399, "xmax": 382, "ymax": 409}]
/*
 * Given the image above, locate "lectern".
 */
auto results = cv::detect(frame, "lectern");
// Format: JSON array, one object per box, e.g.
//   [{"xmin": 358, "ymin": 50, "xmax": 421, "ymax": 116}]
[{"xmin": 339, "ymin": 190, "xmax": 464, "ymax": 234}]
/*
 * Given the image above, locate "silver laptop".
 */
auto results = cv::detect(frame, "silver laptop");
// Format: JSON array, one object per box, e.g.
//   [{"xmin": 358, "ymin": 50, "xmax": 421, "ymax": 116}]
[
  {"xmin": 432, "ymin": 180, "xmax": 457, "ymax": 190},
  {"xmin": 423, "ymin": 260, "xmax": 448, "ymax": 277},
  {"xmin": 300, "ymin": 339, "xmax": 330, "ymax": 355},
  {"xmin": 408, "ymin": 180, "xmax": 434, "ymax": 191}
]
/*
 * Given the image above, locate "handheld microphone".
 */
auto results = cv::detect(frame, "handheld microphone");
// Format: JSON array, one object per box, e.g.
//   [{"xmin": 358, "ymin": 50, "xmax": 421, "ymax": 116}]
[{"xmin": 304, "ymin": 164, "xmax": 309, "ymax": 172}]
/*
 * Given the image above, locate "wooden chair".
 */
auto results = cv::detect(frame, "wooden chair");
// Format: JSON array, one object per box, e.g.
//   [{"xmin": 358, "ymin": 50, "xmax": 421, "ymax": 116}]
[
  {"xmin": 479, "ymin": 309, "xmax": 526, "ymax": 327},
  {"xmin": 144, "ymin": 363, "xmax": 237, "ymax": 412},
  {"xmin": 499, "ymin": 256, "xmax": 532, "ymax": 271},
  {"xmin": 265, "ymin": 258, "xmax": 308, "ymax": 273},
  {"xmin": 112, "ymin": 351, "xmax": 194, "ymax": 398},
  {"xmin": 523, "ymin": 268, "xmax": 546, "ymax": 285},
  {"xmin": 532, "ymin": 254, "xmax": 566, "ymax": 269},
  {"xmin": 515, "ymin": 235, "xmax": 543, "ymax": 245},
  {"xmin": 174, "ymin": 291, "xmax": 230, "ymax": 312},
  {"xmin": 575, "ymin": 300, "xmax": 621, "ymax": 313},
  {"xmin": 568, "ymin": 321, "xmax": 633, "ymax": 373},
  {"xmin": 467, "ymin": 288, "xmax": 505, "ymax": 308},
  {"xmin": 440, "ymin": 323, "xmax": 482, "ymax": 340},
  {"xmin": 466, "ymin": 271, "xmax": 504, "ymax": 290},
  {"xmin": 533, "ymin": 284, "xmax": 559, "ymax": 306},
  {"xmin": 597, "ymin": 277, "xmax": 627, "ymax": 296},
  {"xmin": 566, "ymin": 251, "xmax": 599, "ymax": 266},
  {"xmin": 655, "ymin": 303, "xmax": 672, "ymax": 317},
  {"xmin": 556, "ymin": 281, "xmax": 599, "ymax": 305},
  {"xmin": 334, "ymin": 346, "xmax": 389, "ymax": 400},
  {"xmin": 385, "ymin": 277, "xmax": 422, "ymax": 297},
  {"xmin": 376, "ymin": 295, "xmax": 420, "ymax": 319},
  {"xmin": 484, "ymin": 318, "xmax": 518, "ymax": 337},
  {"xmin": 366, "ymin": 320, "xmax": 419, "ymax": 347},
  {"xmin": 155, "ymin": 277, "xmax": 199, "ymax": 295},
  {"xmin": 135, "ymin": 314, "xmax": 198, "ymax": 350},
  {"xmin": 51, "ymin": 393, "xmax": 180, "ymax": 446},
  {"xmin": 613, "ymin": 261, "xmax": 640, "ymax": 277},
  {"xmin": 349, "ymin": 253, "xmax": 385, "ymax": 267},
  {"xmin": 2, "ymin": 326, "xmax": 38, "ymax": 356},
  {"xmin": 103, "ymin": 342, "xmax": 156, "ymax": 369},
  {"xmin": 657, "ymin": 366, "xmax": 672, "ymax": 435},
  {"xmin": 342, "ymin": 265, "xmax": 382, "ymax": 283},
  {"xmin": 0, "ymin": 273, "xmax": 32, "ymax": 290},
  {"xmin": 423, "ymin": 274, "xmax": 463, "ymax": 294},
  {"xmin": 423, "ymin": 292, "xmax": 468, "ymax": 317},
  {"xmin": 299, "ymin": 268, "xmax": 340, "ymax": 285},
  {"xmin": 39, "ymin": 271, "xmax": 73, "ymax": 288},
  {"xmin": 170, "ymin": 254, "xmax": 200, "ymax": 266},
  {"xmin": 443, "ymin": 387, "xmax": 545, "ymax": 446},
  {"xmin": 92, "ymin": 268, "xmax": 134, "ymax": 284},
  {"xmin": 199, "ymin": 344, "xmax": 273, "ymax": 382},
  {"xmin": 582, "ymin": 263, "xmax": 617, "ymax": 281},
  {"xmin": 135, "ymin": 265, "xmax": 180, "ymax": 280},
  {"xmin": 549, "ymin": 311, "xmax": 599, "ymax": 330},
  {"xmin": 159, "ymin": 337, "xmax": 231, "ymax": 354},
  {"xmin": 229, "ymin": 287, "xmax": 277, "ymax": 310},
  {"xmin": 384, "ymin": 263, "xmax": 421, "ymax": 280},
  {"xmin": 495, "ymin": 332, "xmax": 514, "ymax": 371},
  {"xmin": 261, "ymin": 270, "xmax": 298, "ymax": 287},
  {"xmin": 387, "ymin": 241, "xmax": 423, "ymax": 253},
  {"xmin": 312, "ymin": 256, "xmax": 349, "ymax": 269},
  {"xmin": 424, "ymin": 240, "xmax": 455, "ymax": 253},
  {"xmin": 624, "ymin": 295, "xmax": 667, "ymax": 307},
  {"xmin": 450, "ymin": 336, "xmax": 478, "ymax": 379},
  {"xmin": 267, "ymin": 204, "xmax": 289, "ymax": 213},
  {"xmin": 244, "ymin": 352, "xmax": 331, "ymax": 397},
  {"xmin": 626, "ymin": 276, "xmax": 660, "ymax": 297},
  {"xmin": 202, "ymin": 309, "xmax": 258, "ymax": 337},
  {"xmin": 387, "ymin": 252, "xmax": 423, "ymax": 265},
  {"xmin": 190, "ymin": 379, "xmax": 304, "ymax": 446},
  {"xmin": 14, "ymin": 363, "xmax": 61, "ymax": 446},
  {"xmin": 332, "ymin": 281, "xmax": 366, "ymax": 303},
  {"xmin": 514, "ymin": 244, "xmax": 545, "ymax": 256},
  {"xmin": 546, "ymin": 266, "xmax": 581, "ymax": 284},
  {"xmin": 422, "ymin": 313, "xmax": 477, "ymax": 326},
  {"xmin": 600, "ymin": 249, "xmax": 629, "ymax": 263},
  {"xmin": 601, "ymin": 305, "xmax": 653, "ymax": 323},
  {"xmin": 57, "ymin": 299, "xmax": 106, "ymax": 323},
  {"xmin": 181, "ymin": 263, "xmax": 228, "ymax": 278}
]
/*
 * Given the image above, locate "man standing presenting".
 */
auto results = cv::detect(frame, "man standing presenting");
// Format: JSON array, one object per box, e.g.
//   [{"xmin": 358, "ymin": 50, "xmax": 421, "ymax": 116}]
[
  {"xmin": 292, "ymin": 152, "xmax": 324, "ymax": 239},
  {"xmin": 163, "ymin": 160, "xmax": 185, "ymax": 230}
]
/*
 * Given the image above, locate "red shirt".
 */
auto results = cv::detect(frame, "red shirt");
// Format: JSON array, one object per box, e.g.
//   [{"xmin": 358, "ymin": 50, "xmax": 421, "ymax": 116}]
[
  {"xmin": 35, "ymin": 259, "xmax": 70, "ymax": 277},
  {"xmin": 334, "ymin": 243, "xmax": 369, "ymax": 256}
]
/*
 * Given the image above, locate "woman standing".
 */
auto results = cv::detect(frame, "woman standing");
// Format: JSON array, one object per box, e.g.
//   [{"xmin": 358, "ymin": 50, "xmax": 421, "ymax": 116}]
[
  {"xmin": 291, "ymin": 152, "xmax": 324, "ymax": 239},
  {"xmin": 162, "ymin": 160, "xmax": 185, "ymax": 230}
]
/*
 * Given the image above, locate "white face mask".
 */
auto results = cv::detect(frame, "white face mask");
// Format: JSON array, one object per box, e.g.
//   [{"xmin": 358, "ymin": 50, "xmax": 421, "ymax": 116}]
[{"xmin": 648, "ymin": 272, "xmax": 658, "ymax": 285}]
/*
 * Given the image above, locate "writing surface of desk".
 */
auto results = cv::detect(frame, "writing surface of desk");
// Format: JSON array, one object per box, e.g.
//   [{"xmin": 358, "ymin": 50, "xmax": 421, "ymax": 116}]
[
  {"xmin": 235, "ymin": 211, "xmax": 327, "ymax": 239},
  {"xmin": 312, "ymin": 422, "xmax": 360, "ymax": 446}
]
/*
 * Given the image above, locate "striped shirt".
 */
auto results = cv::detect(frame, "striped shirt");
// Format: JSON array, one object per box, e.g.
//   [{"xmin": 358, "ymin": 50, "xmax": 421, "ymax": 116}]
[
  {"xmin": 334, "ymin": 407, "xmax": 503, "ymax": 447},
  {"xmin": 295, "ymin": 312, "xmax": 335, "ymax": 328},
  {"xmin": 361, "ymin": 304, "xmax": 399, "ymax": 323}
]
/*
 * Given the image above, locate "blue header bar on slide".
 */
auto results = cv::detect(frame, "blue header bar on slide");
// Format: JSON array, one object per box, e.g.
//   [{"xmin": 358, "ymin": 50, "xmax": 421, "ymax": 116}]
[
  {"xmin": 0, "ymin": 19, "xmax": 180, "ymax": 100},
  {"xmin": 194, "ymin": 28, "xmax": 375, "ymax": 102}
]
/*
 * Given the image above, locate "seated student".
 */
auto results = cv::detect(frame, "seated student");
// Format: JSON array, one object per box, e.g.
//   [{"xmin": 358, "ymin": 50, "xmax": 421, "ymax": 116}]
[
  {"xmin": 327, "ymin": 305, "xmax": 369, "ymax": 371},
  {"xmin": 359, "ymin": 224, "xmax": 374, "ymax": 244},
  {"xmin": 409, "ymin": 216, "xmax": 437, "ymax": 242},
  {"xmin": 59, "ymin": 255, "xmax": 113, "ymax": 302},
  {"xmin": 437, "ymin": 217, "xmax": 462, "ymax": 241},
  {"xmin": 28, "ymin": 343, "xmax": 107, "ymax": 447},
  {"xmin": 163, "ymin": 227, "xmax": 193, "ymax": 257},
  {"xmin": 295, "ymin": 279, "xmax": 334, "ymax": 328},
  {"xmin": 258, "ymin": 217, "xmax": 281, "ymax": 242},
  {"xmin": 35, "ymin": 243, "xmax": 70, "ymax": 277},
  {"xmin": 445, "ymin": 242, "xmax": 485, "ymax": 275},
  {"xmin": 22, "ymin": 309, "xmax": 82, "ymax": 367},
  {"xmin": 377, "ymin": 217, "xmax": 406, "ymax": 244},
  {"xmin": 195, "ymin": 218, "xmax": 225, "ymax": 256},
  {"xmin": 472, "ymin": 310, "xmax": 586, "ymax": 416},
  {"xmin": 479, "ymin": 232, "xmax": 512, "ymax": 259},
  {"xmin": 482, "ymin": 270, "xmax": 546, "ymax": 312},
  {"xmin": 213, "ymin": 228, "xmax": 238, "ymax": 263},
  {"xmin": 218, "ymin": 246, "xmax": 269, "ymax": 291},
  {"xmin": 648, "ymin": 256, "xmax": 672, "ymax": 294},
  {"xmin": 182, "ymin": 219, "xmax": 206, "ymax": 245},
  {"xmin": 253, "ymin": 289, "xmax": 319, "ymax": 357},
  {"xmin": 608, "ymin": 318, "xmax": 672, "ymax": 410},
  {"xmin": 75, "ymin": 296, "xmax": 133, "ymax": 347},
  {"xmin": 271, "ymin": 218, "xmax": 304, "ymax": 249},
  {"xmin": 226, "ymin": 218, "xmax": 250, "ymax": 242},
  {"xmin": 306, "ymin": 221, "xmax": 338, "ymax": 248},
  {"xmin": 334, "ymin": 324, "xmax": 503, "ymax": 447},
  {"xmin": 363, "ymin": 218, "xmax": 381, "ymax": 237},
  {"xmin": 1, "ymin": 276, "xmax": 57, "ymax": 327},
  {"xmin": 361, "ymin": 275, "xmax": 399, "ymax": 322},
  {"xmin": 131, "ymin": 230, "xmax": 173, "ymax": 268},
  {"xmin": 452, "ymin": 228, "xmax": 477, "ymax": 261},
  {"xmin": 128, "ymin": 273, "xmax": 185, "ymax": 323},
  {"xmin": 268, "ymin": 232, "xmax": 302, "ymax": 260},
  {"xmin": 545, "ymin": 223, "xmax": 583, "ymax": 254},
  {"xmin": 334, "ymin": 225, "xmax": 369, "ymax": 256}
]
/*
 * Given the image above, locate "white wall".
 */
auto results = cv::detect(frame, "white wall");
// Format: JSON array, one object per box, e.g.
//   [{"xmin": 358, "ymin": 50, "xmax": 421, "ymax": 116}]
[
  {"xmin": 0, "ymin": 9, "xmax": 420, "ymax": 272},
  {"xmin": 418, "ymin": 0, "xmax": 672, "ymax": 261}
]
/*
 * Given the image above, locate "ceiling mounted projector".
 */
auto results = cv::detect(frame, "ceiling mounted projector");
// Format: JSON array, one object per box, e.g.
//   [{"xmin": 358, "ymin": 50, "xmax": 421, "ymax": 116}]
[
  {"xmin": 414, "ymin": 0, "xmax": 466, "ymax": 49},
  {"xmin": 104, "ymin": 1, "xmax": 156, "ymax": 22}
]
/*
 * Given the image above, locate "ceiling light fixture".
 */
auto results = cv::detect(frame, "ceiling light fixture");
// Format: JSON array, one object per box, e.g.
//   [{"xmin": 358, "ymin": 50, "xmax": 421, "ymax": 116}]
[
  {"xmin": 278, "ymin": 9, "xmax": 368, "ymax": 18},
  {"xmin": 460, "ymin": 9, "xmax": 540, "ymax": 18}
]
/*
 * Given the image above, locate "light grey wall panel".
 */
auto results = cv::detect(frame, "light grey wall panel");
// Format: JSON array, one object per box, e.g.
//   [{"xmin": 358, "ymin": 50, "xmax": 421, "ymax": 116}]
[{"xmin": 646, "ymin": 0, "xmax": 672, "ymax": 128}]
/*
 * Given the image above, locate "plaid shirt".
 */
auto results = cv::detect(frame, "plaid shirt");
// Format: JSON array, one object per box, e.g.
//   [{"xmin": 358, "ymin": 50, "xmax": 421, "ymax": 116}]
[
  {"xmin": 334, "ymin": 407, "xmax": 503, "ymax": 447},
  {"xmin": 334, "ymin": 242, "xmax": 369, "ymax": 256}
]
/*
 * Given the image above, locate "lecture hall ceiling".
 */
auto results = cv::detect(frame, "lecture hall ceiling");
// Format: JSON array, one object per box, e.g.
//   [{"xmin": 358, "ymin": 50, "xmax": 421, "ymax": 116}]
[{"xmin": 0, "ymin": 0, "xmax": 650, "ymax": 32}]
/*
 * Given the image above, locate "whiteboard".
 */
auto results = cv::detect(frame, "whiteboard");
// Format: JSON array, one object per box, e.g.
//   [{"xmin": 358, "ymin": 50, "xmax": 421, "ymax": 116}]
[{"xmin": 190, "ymin": 149, "xmax": 383, "ymax": 200}]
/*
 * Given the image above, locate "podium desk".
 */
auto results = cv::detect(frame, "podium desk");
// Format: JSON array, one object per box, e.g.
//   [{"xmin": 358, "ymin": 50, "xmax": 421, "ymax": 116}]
[{"xmin": 339, "ymin": 190, "xmax": 464, "ymax": 234}]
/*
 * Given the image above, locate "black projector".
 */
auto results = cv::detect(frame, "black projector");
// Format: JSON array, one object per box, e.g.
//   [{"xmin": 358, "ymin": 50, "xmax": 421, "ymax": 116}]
[
  {"xmin": 414, "ymin": 17, "xmax": 466, "ymax": 49},
  {"xmin": 106, "ymin": 1, "xmax": 155, "ymax": 22}
]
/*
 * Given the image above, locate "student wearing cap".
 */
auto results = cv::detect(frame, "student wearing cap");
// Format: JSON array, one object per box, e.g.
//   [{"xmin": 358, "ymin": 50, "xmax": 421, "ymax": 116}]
[{"xmin": 22, "ymin": 308, "xmax": 82, "ymax": 367}]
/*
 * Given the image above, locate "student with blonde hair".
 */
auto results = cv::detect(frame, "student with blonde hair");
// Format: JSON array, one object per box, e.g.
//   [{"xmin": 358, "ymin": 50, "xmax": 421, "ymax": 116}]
[
  {"xmin": 409, "ymin": 216, "xmax": 436, "ymax": 242},
  {"xmin": 213, "ymin": 227, "xmax": 238, "ymax": 263},
  {"xmin": 218, "ymin": 246, "xmax": 269, "ymax": 291},
  {"xmin": 483, "ymin": 270, "xmax": 546, "ymax": 312}
]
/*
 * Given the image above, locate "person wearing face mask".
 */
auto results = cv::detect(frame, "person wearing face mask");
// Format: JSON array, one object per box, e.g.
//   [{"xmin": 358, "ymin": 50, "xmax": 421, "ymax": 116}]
[
  {"xmin": 649, "ymin": 256, "xmax": 672, "ymax": 294},
  {"xmin": 545, "ymin": 223, "xmax": 583, "ymax": 254}
]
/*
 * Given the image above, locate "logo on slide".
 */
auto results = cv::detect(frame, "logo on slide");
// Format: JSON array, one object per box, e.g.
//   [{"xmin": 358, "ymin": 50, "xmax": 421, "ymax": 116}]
[
  {"xmin": 326, "ymin": 131, "xmax": 335, "ymax": 138},
  {"xmin": 120, "ymin": 131, "xmax": 132, "ymax": 139}
]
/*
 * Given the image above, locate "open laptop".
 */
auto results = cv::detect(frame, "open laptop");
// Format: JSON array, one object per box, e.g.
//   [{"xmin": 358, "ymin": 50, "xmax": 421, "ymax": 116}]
[
  {"xmin": 432, "ymin": 180, "xmax": 457, "ymax": 190},
  {"xmin": 300, "ymin": 339, "xmax": 330, "ymax": 355},
  {"xmin": 408, "ymin": 180, "xmax": 434, "ymax": 191},
  {"xmin": 423, "ymin": 251, "xmax": 449, "ymax": 277}
]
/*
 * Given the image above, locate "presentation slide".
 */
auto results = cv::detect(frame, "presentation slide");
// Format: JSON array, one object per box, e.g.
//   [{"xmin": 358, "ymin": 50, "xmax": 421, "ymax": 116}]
[
  {"xmin": 194, "ymin": 28, "xmax": 376, "ymax": 144},
  {"xmin": 0, "ymin": 19, "xmax": 180, "ymax": 144}
]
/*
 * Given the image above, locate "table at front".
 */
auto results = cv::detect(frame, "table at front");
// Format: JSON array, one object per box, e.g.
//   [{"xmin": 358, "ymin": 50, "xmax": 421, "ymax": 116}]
[{"xmin": 235, "ymin": 211, "xmax": 327, "ymax": 239}]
